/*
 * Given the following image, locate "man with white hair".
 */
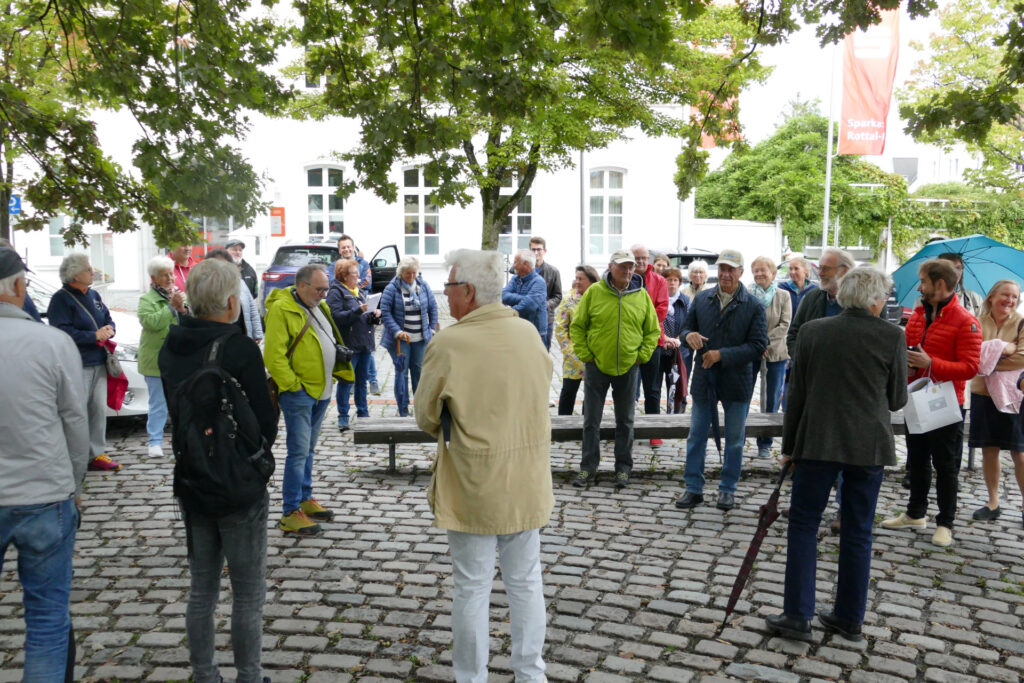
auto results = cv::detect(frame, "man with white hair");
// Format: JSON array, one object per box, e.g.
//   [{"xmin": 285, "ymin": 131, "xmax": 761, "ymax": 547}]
[
  {"xmin": 502, "ymin": 248, "xmax": 548, "ymax": 345},
  {"xmin": 767, "ymin": 267, "xmax": 907, "ymax": 642},
  {"xmin": 0, "ymin": 247, "xmax": 89, "ymax": 680},
  {"xmin": 416, "ymin": 249, "xmax": 553, "ymax": 683},
  {"xmin": 786, "ymin": 247, "xmax": 855, "ymax": 356}
]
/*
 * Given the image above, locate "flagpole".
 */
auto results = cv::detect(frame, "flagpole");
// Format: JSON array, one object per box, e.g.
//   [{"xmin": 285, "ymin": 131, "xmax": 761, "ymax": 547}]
[{"xmin": 822, "ymin": 43, "xmax": 838, "ymax": 252}]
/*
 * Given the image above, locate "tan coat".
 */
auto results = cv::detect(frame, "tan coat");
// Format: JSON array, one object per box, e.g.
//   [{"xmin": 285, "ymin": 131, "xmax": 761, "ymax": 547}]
[
  {"xmin": 415, "ymin": 303, "xmax": 554, "ymax": 535},
  {"xmin": 764, "ymin": 290, "xmax": 792, "ymax": 362},
  {"xmin": 969, "ymin": 311, "xmax": 1024, "ymax": 396}
]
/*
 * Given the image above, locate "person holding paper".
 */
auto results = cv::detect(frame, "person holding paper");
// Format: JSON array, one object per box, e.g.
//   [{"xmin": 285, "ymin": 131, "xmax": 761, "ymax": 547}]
[{"xmin": 881, "ymin": 259, "xmax": 981, "ymax": 548}]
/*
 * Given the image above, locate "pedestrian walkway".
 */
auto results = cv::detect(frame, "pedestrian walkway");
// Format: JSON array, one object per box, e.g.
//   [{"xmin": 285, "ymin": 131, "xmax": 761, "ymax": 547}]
[{"xmin": 2, "ymin": 297, "xmax": 1023, "ymax": 682}]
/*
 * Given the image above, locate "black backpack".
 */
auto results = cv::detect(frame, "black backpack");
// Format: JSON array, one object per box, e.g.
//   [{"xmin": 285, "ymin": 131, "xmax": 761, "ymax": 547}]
[{"xmin": 170, "ymin": 334, "xmax": 275, "ymax": 517}]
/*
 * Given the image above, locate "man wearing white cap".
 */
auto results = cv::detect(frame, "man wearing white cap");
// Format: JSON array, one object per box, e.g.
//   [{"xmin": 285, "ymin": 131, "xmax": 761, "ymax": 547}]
[
  {"xmin": 675, "ymin": 248, "xmax": 767, "ymax": 511},
  {"xmin": 569, "ymin": 249, "xmax": 660, "ymax": 489},
  {"xmin": 225, "ymin": 238, "xmax": 259, "ymax": 299}
]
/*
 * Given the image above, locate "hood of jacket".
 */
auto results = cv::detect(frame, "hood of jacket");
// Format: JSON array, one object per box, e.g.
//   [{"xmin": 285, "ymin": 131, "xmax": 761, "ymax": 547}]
[
  {"xmin": 600, "ymin": 271, "xmax": 646, "ymax": 297},
  {"xmin": 163, "ymin": 315, "xmax": 240, "ymax": 356}
]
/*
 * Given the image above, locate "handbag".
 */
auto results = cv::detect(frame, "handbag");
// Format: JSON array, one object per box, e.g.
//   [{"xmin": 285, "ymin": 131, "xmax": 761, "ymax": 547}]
[
  {"xmin": 268, "ymin": 315, "xmax": 313, "ymax": 412},
  {"xmin": 61, "ymin": 289, "xmax": 123, "ymax": 378},
  {"xmin": 904, "ymin": 376, "xmax": 963, "ymax": 434}
]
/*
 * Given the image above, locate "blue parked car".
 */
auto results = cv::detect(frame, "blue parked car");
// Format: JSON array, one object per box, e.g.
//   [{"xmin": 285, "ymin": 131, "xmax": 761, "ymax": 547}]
[{"xmin": 258, "ymin": 238, "xmax": 399, "ymax": 315}]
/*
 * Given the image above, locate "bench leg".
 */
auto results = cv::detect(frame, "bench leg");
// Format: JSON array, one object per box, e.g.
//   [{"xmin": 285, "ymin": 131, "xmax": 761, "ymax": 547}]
[{"xmin": 388, "ymin": 442, "xmax": 397, "ymax": 474}]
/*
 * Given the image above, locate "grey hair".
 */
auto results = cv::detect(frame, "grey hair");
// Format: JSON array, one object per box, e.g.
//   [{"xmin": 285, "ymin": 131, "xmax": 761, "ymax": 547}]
[
  {"xmin": 147, "ymin": 255, "xmax": 174, "ymax": 279},
  {"xmin": 514, "ymin": 248, "xmax": 536, "ymax": 267},
  {"xmin": 789, "ymin": 256, "xmax": 811, "ymax": 272},
  {"xmin": 295, "ymin": 263, "xmax": 326, "ymax": 285},
  {"xmin": 836, "ymin": 266, "xmax": 892, "ymax": 310},
  {"xmin": 0, "ymin": 271, "xmax": 24, "ymax": 297},
  {"xmin": 821, "ymin": 247, "xmax": 856, "ymax": 273},
  {"xmin": 444, "ymin": 249, "xmax": 504, "ymax": 305},
  {"xmin": 397, "ymin": 255, "xmax": 420, "ymax": 276},
  {"xmin": 58, "ymin": 253, "xmax": 91, "ymax": 283},
  {"xmin": 186, "ymin": 259, "xmax": 240, "ymax": 319},
  {"xmin": 688, "ymin": 259, "xmax": 709, "ymax": 274}
]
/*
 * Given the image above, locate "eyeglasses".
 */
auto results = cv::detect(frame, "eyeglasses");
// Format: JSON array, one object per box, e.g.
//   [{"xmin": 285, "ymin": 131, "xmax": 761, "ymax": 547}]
[
  {"xmin": 531, "ymin": 247, "xmax": 544, "ymax": 253},
  {"xmin": 314, "ymin": 287, "xmax": 329, "ymax": 295},
  {"xmin": 443, "ymin": 281, "xmax": 467, "ymax": 289}
]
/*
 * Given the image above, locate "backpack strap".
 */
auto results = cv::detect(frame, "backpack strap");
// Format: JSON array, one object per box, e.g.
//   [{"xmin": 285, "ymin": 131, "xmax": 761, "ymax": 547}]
[
  {"xmin": 286, "ymin": 315, "xmax": 313, "ymax": 360},
  {"xmin": 205, "ymin": 333, "xmax": 236, "ymax": 367}
]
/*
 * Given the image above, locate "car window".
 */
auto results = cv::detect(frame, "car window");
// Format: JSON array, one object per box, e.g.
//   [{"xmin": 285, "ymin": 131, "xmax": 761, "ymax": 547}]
[{"xmin": 271, "ymin": 246, "xmax": 338, "ymax": 268}]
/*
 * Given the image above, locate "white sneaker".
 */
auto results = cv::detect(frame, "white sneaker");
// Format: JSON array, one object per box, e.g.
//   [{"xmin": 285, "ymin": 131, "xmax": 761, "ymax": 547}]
[
  {"xmin": 880, "ymin": 512, "xmax": 927, "ymax": 529},
  {"xmin": 147, "ymin": 445, "xmax": 164, "ymax": 458},
  {"xmin": 932, "ymin": 526, "xmax": 953, "ymax": 547}
]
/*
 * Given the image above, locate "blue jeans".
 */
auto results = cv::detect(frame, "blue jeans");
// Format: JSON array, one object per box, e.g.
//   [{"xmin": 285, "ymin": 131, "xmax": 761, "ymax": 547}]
[
  {"xmin": 389, "ymin": 340, "xmax": 426, "ymax": 416},
  {"xmin": 367, "ymin": 352, "xmax": 378, "ymax": 384},
  {"xmin": 145, "ymin": 375, "xmax": 168, "ymax": 446},
  {"xmin": 279, "ymin": 389, "xmax": 330, "ymax": 515},
  {"xmin": 684, "ymin": 399, "xmax": 749, "ymax": 494},
  {"xmin": 753, "ymin": 359, "xmax": 787, "ymax": 450},
  {"xmin": 0, "ymin": 497, "xmax": 77, "ymax": 682},
  {"xmin": 784, "ymin": 460, "xmax": 883, "ymax": 625},
  {"xmin": 336, "ymin": 351, "xmax": 372, "ymax": 425}
]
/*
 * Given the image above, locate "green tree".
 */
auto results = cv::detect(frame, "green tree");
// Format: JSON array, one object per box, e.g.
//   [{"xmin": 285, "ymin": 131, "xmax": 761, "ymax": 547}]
[
  {"xmin": 291, "ymin": 0, "xmax": 766, "ymax": 249},
  {"xmin": 899, "ymin": 0, "xmax": 1024, "ymax": 192},
  {"xmin": 901, "ymin": 182, "xmax": 1024, "ymax": 251},
  {"xmin": 694, "ymin": 110, "xmax": 909, "ymax": 253},
  {"xmin": 1, "ymin": 0, "xmax": 291, "ymax": 246}
]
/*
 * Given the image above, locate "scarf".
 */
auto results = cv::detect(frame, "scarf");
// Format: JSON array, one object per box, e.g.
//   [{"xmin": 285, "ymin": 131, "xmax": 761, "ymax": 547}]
[
  {"xmin": 749, "ymin": 282, "xmax": 776, "ymax": 309},
  {"xmin": 668, "ymin": 290, "xmax": 681, "ymax": 308},
  {"xmin": 399, "ymin": 278, "xmax": 421, "ymax": 310}
]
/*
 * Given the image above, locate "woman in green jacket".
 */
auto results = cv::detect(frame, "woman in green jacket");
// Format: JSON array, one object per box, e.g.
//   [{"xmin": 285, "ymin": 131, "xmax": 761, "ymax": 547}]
[{"xmin": 138, "ymin": 255, "xmax": 188, "ymax": 457}]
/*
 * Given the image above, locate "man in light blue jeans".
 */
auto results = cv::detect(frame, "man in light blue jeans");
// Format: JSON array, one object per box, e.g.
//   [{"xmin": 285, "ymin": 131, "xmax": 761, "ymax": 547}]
[{"xmin": 0, "ymin": 247, "xmax": 90, "ymax": 682}]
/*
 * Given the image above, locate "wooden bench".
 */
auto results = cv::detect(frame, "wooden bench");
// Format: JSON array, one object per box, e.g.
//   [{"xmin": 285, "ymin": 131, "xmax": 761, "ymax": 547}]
[{"xmin": 352, "ymin": 412, "xmax": 926, "ymax": 473}]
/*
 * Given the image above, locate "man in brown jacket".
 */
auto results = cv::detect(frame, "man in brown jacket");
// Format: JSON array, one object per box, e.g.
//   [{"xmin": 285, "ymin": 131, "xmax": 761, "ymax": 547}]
[{"xmin": 415, "ymin": 248, "xmax": 553, "ymax": 683}]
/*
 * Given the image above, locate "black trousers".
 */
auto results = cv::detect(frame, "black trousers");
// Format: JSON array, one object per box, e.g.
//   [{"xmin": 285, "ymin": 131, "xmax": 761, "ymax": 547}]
[
  {"xmin": 639, "ymin": 350, "xmax": 662, "ymax": 414},
  {"xmin": 906, "ymin": 418, "xmax": 963, "ymax": 529},
  {"xmin": 558, "ymin": 377, "xmax": 582, "ymax": 416}
]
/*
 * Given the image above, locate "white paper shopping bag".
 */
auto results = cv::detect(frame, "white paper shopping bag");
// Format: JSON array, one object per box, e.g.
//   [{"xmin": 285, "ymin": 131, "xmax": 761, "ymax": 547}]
[{"xmin": 903, "ymin": 377, "xmax": 962, "ymax": 434}]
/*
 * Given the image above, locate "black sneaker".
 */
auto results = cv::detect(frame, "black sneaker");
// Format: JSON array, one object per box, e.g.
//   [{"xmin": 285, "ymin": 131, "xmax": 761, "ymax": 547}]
[
  {"xmin": 675, "ymin": 491, "xmax": 704, "ymax": 509},
  {"xmin": 614, "ymin": 472, "xmax": 629, "ymax": 489},
  {"xmin": 972, "ymin": 505, "xmax": 1001, "ymax": 521},
  {"xmin": 572, "ymin": 470, "xmax": 594, "ymax": 488}
]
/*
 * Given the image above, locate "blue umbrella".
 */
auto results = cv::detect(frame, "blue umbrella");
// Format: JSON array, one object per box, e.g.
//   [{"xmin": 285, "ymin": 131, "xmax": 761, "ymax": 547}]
[{"xmin": 891, "ymin": 234, "xmax": 1024, "ymax": 308}]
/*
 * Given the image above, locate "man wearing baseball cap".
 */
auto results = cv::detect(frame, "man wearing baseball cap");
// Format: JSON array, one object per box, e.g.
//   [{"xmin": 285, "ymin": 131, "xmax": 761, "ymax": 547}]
[
  {"xmin": 0, "ymin": 247, "xmax": 90, "ymax": 680},
  {"xmin": 676, "ymin": 248, "xmax": 767, "ymax": 511},
  {"xmin": 569, "ymin": 248, "xmax": 660, "ymax": 489},
  {"xmin": 225, "ymin": 238, "xmax": 258, "ymax": 299}
]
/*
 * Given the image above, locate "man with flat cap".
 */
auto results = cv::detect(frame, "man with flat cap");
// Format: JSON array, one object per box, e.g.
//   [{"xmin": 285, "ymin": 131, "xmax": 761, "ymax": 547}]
[
  {"xmin": 226, "ymin": 238, "xmax": 259, "ymax": 299},
  {"xmin": 0, "ymin": 247, "xmax": 89, "ymax": 680}
]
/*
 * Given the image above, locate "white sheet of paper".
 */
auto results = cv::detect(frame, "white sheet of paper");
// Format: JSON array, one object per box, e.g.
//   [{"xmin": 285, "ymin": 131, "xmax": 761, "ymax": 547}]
[{"xmin": 366, "ymin": 292, "xmax": 382, "ymax": 311}]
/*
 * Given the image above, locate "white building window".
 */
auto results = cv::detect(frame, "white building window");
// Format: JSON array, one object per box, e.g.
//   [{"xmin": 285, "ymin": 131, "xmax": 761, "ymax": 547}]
[
  {"xmin": 403, "ymin": 167, "xmax": 439, "ymax": 257},
  {"xmin": 588, "ymin": 168, "xmax": 624, "ymax": 257},
  {"xmin": 307, "ymin": 166, "xmax": 344, "ymax": 236},
  {"xmin": 48, "ymin": 216, "xmax": 66, "ymax": 257},
  {"xmin": 498, "ymin": 175, "xmax": 532, "ymax": 256},
  {"xmin": 89, "ymin": 233, "xmax": 115, "ymax": 284}
]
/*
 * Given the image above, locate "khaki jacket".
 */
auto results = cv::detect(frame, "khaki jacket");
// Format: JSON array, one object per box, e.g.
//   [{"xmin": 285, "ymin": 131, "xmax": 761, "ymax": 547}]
[
  {"xmin": 970, "ymin": 311, "xmax": 1024, "ymax": 396},
  {"xmin": 415, "ymin": 303, "xmax": 554, "ymax": 535},
  {"xmin": 764, "ymin": 290, "xmax": 792, "ymax": 362}
]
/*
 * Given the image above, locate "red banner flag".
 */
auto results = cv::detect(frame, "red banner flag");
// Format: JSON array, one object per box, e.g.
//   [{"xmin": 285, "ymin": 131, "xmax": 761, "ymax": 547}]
[{"xmin": 838, "ymin": 9, "xmax": 900, "ymax": 155}]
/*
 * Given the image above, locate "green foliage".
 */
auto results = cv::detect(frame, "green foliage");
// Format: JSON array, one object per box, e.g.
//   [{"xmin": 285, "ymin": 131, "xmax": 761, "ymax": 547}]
[
  {"xmin": 1, "ymin": 0, "xmax": 292, "ymax": 246},
  {"xmin": 290, "ymin": 0, "xmax": 766, "ymax": 247},
  {"xmin": 694, "ymin": 110, "xmax": 908, "ymax": 253},
  {"xmin": 899, "ymin": 0, "xmax": 1024, "ymax": 193}
]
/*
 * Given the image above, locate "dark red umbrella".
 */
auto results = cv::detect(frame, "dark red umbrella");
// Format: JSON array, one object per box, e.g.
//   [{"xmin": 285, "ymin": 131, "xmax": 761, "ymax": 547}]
[{"xmin": 718, "ymin": 459, "xmax": 793, "ymax": 633}]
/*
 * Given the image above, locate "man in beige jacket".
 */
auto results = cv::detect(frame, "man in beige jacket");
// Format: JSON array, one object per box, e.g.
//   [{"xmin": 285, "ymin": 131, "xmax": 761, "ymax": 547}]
[{"xmin": 415, "ymin": 249, "xmax": 553, "ymax": 683}]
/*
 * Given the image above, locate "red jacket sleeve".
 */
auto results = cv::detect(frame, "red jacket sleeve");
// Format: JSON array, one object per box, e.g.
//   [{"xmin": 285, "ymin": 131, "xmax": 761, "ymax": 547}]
[
  {"xmin": 644, "ymin": 268, "xmax": 669, "ymax": 346},
  {"xmin": 929, "ymin": 313, "xmax": 982, "ymax": 382}
]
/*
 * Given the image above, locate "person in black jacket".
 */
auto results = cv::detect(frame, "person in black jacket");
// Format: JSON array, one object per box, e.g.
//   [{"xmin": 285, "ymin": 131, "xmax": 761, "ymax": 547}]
[
  {"xmin": 226, "ymin": 239, "xmax": 259, "ymax": 299},
  {"xmin": 661, "ymin": 268, "xmax": 691, "ymax": 413},
  {"xmin": 530, "ymin": 237, "xmax": 561, "ymax": 351},
  {"xmin": 675, "ymin": 249, "xmax": 767, "ymax": 512},
  {"xmin": 327, "ymin": 258, "xmax": 381, "ymax": 430},
  {"xmin": 158, "ymin": 258, "xmax": 277, "ymax": 683}
]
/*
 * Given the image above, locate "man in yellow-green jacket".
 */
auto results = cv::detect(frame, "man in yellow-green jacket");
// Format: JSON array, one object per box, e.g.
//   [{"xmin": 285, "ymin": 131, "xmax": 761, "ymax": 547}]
[
  {"xmin": 569, "ymin": 249, "xmax": 660, "ymax": 489},
  {"xmin": 265, "ymin": 264, "xmax": 354, "ymax": 536}
]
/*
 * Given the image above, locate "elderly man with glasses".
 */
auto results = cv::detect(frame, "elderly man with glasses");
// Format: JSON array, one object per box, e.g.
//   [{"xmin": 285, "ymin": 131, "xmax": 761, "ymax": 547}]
[{"xmin": 264, "ymin": 263, "xmax": 354, "ymax": 536}]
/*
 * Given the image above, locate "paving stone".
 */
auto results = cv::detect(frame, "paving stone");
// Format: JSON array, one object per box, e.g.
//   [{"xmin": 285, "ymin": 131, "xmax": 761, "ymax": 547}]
[{"xmin": 724, "ymin": 662, "xmax": 800, "ymax": 682}]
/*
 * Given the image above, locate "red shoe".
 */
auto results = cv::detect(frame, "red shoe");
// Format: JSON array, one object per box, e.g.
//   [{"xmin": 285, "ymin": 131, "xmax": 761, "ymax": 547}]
[
  {"xmin": 88, "ymin": 454, "xmax": 121, "ymax": 471},
  {"xmin": 650, "ymin": 438, "xmax": 663, "ymax": 447}
]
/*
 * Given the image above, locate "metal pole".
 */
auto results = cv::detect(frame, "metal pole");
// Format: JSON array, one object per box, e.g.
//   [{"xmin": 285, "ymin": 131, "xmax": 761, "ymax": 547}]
[
  {"xmin": 822, "ymin": 44, "xmax": 838, "ymax": 252},
  {"xmin": 579, "ymin": 150, "xmax": 585, "ymax": 265}
]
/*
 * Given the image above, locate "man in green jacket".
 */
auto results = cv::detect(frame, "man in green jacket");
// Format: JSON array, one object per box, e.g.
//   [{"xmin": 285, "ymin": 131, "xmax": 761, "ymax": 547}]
[
  {"xmin": 265, "ymin": 264, "xmax": 354, "ymax": 536},
  {"xmin": 569, "ymin": 249, "xmax": 660, "ymax": 489}
]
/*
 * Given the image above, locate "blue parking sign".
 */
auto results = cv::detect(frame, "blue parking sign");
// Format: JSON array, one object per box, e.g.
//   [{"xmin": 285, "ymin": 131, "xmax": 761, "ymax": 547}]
[{"xmin": 8, "ymin": 195, "xmax": 20, "ymax": 215}]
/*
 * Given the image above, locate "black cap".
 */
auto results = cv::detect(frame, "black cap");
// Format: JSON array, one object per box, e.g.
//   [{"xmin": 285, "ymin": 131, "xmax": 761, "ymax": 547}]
[
  {"xmin": 0, "ymin": 247, "xmax": 30, "ymax": 279},
  {"xmin": 225, "ymin": 238, "xmax": 245, "ymax": 249}
]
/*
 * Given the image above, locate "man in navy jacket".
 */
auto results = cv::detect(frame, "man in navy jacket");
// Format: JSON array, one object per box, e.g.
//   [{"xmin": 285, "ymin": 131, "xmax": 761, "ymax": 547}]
[
  {"xmin": 502, "ymin": 249, "xmax": 548, "ymax": 346},
  {"xmin": 675, "ymin": 249, "xmax": 767, "ymax": 511}
]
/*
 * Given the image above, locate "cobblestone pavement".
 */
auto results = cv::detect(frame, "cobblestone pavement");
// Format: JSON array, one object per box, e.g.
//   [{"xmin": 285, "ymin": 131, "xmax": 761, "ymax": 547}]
[{"xmin": 3, "ymin": 300, "xmax": 1024, "ymax": 682}]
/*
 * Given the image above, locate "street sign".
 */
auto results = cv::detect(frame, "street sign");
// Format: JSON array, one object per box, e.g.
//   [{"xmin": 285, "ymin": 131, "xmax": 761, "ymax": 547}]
[{"xmin": 8, "ymin": 195, "xmax": 20, "ymax": 215}]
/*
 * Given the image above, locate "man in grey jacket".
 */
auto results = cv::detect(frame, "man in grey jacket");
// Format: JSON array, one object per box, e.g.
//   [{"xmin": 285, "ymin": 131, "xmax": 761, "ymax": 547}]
[{"xmin": 0, "ymin": 247, "xmax": 90, "ymax": 681}]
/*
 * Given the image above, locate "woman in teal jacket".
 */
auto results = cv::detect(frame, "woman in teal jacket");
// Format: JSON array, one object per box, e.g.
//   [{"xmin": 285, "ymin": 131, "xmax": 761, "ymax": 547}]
[{"xmin": 138, "ymin": 256, "xmax": 188, "ymax": 457}]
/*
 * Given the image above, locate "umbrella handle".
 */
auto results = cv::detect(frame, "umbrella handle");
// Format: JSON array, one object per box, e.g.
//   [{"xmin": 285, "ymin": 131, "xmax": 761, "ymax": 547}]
[{"xmin": 397, "ymin": 338, "xmax": 404, "ymax": 356}]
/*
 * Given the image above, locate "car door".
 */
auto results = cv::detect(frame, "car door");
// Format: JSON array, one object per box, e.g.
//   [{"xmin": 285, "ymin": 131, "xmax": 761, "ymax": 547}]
[{"xmin": 369, "ymin": 244, "xmax": 400, "ymax": 293}]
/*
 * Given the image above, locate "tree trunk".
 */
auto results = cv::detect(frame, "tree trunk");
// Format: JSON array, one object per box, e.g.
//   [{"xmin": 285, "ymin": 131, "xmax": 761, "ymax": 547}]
[{"xmin": 0, "ymin": 131, "xmax": 10, "ymax": 242}]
